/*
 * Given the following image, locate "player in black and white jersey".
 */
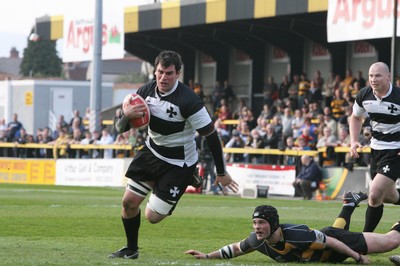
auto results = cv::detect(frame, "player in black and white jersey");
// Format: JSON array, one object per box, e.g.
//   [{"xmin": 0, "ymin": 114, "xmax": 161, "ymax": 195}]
[
  {"xmin": 349, "ymin": 62, "xmax": 400, "ymax": 233},
  {"xmin": 109, "ymin": 50, "xmax": 238, "ymax": 259},
  {"xmin": 186, "ymin": 192, "xmax": 400, "ymax": 264}
]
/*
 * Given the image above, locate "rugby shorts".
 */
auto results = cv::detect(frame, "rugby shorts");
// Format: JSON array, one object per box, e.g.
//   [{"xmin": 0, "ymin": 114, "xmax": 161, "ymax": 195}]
[
  {"xmin": 370, "ymin": 148, "xmax": 400, "ymax": 181},
  {"xmin": 321, "ymin": 226, "xmax": 367, "ymax": 262},
  {"xmin": 125, "ymin": 145, "xmax": 195, "ymax": 203}
]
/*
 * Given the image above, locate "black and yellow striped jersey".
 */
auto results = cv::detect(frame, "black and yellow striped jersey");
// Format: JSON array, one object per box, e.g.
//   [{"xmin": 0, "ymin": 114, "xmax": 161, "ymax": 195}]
[{"xmin": 239, "ymin": 223, "xmax": 332, "ymax": 263}]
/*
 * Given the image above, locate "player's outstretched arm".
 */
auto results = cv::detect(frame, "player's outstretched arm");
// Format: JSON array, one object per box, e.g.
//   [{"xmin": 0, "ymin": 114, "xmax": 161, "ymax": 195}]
[{"xmin": 185, "ymin": 242, "xmax": 245, "ymax": 259}]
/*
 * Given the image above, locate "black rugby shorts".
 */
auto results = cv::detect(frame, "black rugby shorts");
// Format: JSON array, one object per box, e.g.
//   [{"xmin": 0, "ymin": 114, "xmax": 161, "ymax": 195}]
[{"xmin": 125, "ymin": 146, "xmax": 196, "ymax": 202}]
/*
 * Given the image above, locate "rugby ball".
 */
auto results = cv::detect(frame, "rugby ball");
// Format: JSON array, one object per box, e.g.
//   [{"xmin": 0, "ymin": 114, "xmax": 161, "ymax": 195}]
[{"xmin": 122, "ymin": 93, "xmax": 150, "ymax": 128}]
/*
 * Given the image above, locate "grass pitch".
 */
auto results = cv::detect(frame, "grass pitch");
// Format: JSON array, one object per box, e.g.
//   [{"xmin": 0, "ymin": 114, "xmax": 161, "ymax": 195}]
[{"xmin": 0, "ymin": 183, "xmax": 398, "ymax": 265}]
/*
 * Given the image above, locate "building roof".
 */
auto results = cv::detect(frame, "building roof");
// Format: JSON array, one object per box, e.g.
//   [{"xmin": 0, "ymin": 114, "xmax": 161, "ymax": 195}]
[
  {"xmin": 102, "ymin": 56, "xmax": 142, "ymax": 75},
  {"xmin": 0, "ymin": 57, "xmax": 22, "ymax": 78},
  {"xmin": 65, "ymin": 55, "xmax": 144, "ymax": 81},
  {"xmin": 35, "ymin": 0, "xmax": 328, "ymax": 39},
  {"xmin": 34, "ymin": 0, "xmax": 330, "ymax": 79}
]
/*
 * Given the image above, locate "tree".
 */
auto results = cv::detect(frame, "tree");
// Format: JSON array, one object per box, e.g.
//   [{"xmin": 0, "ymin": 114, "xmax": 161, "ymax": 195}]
[{"xmin": 20, "ymin": 30, "xmax": 63, "ymax": 78}]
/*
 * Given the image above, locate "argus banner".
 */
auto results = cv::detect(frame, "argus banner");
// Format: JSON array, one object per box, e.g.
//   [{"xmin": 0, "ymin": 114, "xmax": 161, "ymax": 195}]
[
  {"xmin": 327, "ymin": 0, "xmax": 400, "ymax": 42},
  {"xmin": 62, "ymin": 0, "xmax": 125, "ymax": 62}
]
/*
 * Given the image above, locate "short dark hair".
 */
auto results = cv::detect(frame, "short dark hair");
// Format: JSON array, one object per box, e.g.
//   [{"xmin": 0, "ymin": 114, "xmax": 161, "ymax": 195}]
[{"xmin": 154, "ymin": 50, "xmax": 182, "ymax": 72}]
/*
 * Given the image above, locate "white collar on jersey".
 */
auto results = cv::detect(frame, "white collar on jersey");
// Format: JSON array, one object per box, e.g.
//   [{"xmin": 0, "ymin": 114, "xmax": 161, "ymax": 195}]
[
  {"xmin": 156, "ymin": 80, "xmax": 179, "ymax": 98},
  {"xmin": 373, "ymin": 82, "xmax": 392, "ymax": 101}
]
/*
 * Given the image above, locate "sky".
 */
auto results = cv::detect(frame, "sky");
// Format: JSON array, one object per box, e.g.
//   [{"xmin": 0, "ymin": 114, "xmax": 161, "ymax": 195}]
[{"xmin": 0, "ymin": 0, "xmax": 155, "ymax": 59}]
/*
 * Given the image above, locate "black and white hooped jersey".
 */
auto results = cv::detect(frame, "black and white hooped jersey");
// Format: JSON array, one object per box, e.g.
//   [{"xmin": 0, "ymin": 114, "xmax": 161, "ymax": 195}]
[
  {"xmin": 353, "ymin": 84, "xmax": 400, "ymax": 150},
  {"xmin": 137, "ymin": 80, "xmax": 212, "ymax": 167}
]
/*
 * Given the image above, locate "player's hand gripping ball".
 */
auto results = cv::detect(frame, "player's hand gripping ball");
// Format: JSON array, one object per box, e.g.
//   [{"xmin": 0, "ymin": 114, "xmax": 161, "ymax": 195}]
[{"xmin": 122, "ymin": 93, "xmax": 150, "ymax": 128}]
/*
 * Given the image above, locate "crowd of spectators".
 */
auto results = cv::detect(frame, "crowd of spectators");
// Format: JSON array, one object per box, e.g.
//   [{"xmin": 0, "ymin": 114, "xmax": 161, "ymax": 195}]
[
  {"xmin": 196, "ymin": 69, "xmax": 374, "ymax": 171},
  {"xmin": 0, "ymin": 109, "xmax": 147, "ymax": 159},
  {"xmin": 0, "ymin": 69, "xmax": 379, "ymax": 166}
]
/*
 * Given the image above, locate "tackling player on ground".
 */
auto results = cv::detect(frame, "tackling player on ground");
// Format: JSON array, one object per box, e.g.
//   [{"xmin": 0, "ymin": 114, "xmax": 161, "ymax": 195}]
[{"xmin": 186, "ymin": 191, "xmax": 400, "ymax": 264}]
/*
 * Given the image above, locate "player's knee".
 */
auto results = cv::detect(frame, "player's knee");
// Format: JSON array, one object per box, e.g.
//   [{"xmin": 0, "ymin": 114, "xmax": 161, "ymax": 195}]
[
  {"xmin": 368, "ymin": 192, "xmax": 383, "ymax": 206},
  {"xmin": 122, "ymin": 200, "xmax": 134, "ymax": 215},
  {"xmin": 122, "ymin": 198, "xmax": 131, "ymax": 211},
  {"xmin": 144, "ymin": 209, "xmax": 164, "ymax": 224},
  {"xmin": 122, "ymin": 196, "xmax": 138, "ymax": 213},
  {"xmin": 145, "ymin": 194, "xmax": 174, "ymax": 223}
]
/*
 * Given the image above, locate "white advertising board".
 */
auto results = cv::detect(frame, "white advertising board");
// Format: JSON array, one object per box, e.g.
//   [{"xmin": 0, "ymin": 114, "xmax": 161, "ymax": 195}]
[
  {"xmin": 56, "ymin": 159, "xmax": 127, "ymax": 187},
  {"xmin": 227, "ymin": 164, "xmax": 296, "ymax": 196}
]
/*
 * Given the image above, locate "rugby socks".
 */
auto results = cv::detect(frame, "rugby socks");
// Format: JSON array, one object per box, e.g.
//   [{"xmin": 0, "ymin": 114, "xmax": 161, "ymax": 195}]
[
  {"xmin": 122, "ymin": 210, "xmax": 141, "ymax": 252},
  {"xmin": 363, "ymin": 204, "xmax": 383, "ymax": 232},
  {"xmin": 332, "ymin": 206, "xmax": 355, "ymax": 230}
]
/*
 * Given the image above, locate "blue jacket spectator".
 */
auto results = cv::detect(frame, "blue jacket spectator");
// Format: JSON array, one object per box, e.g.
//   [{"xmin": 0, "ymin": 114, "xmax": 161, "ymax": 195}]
[{"xmin": 292, "ymin": 155, "xmax": 322, "ymax": 200}]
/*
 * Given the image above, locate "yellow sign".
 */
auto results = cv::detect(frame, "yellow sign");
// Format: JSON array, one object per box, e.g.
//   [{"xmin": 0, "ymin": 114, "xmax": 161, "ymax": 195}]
[
  {"xmin": 0, "ymin": 159, "xmax": 55, "ymax": 185},
  {"xmin": 25, "ymin": 91, "xmax": 33, "ymax": 106}
]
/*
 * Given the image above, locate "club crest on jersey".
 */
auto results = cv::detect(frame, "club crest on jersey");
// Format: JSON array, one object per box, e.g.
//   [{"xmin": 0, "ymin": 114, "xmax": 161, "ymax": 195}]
[
  {"xmin": 388, "ymin": 104, "xmax": 398, "ymax": 114},
  {"xmin": 383, "ymin": 165, "xmax": 390, "ymax": 173},
  {"xmin": 170, "ymin": 186, "xmax": 180, "ymax": 197},
  {"xmin": 166, "ymin": 106, "xmax": 177, "ymax": 118}
]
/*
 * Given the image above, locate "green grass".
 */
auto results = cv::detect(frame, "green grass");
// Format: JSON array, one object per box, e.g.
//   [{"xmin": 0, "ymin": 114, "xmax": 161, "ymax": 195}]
[{"xmin": 0, "ymin": 184, "xmax": 398, "ymax": 265}]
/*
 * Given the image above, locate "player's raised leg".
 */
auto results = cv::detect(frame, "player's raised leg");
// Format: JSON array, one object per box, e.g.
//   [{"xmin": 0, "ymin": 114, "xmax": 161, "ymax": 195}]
[{"xmin": 332, "ymin": 191, "xmax": 368, "ymax": 230}]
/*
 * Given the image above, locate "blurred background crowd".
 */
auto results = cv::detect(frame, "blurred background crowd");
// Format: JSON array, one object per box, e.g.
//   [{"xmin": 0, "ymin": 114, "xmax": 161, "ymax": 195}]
[{"xmin": 0, "ymin": 68, "xmax": 388, "ymax": 171}]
